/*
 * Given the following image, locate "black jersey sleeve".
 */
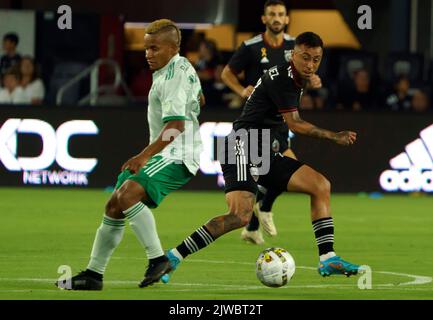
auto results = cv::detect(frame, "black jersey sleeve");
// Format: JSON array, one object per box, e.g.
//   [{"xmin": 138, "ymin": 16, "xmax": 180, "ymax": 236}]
[
  {"xmin": 227, "ymin": 42, "xmax": 250, "ymax": 75},
  {"xmin": 264, "ymin": 69, "xmax": 299, "ymax": 113}
]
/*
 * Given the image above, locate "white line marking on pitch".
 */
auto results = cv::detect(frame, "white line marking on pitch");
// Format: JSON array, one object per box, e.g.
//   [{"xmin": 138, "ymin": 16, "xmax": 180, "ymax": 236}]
[
  {"xmin": 0, "ymin": 257, "xmax": 431, "ymax": 292},
  {"xmin": 182, "ymin": 259, "xmax": 433, "ymax": 287}
]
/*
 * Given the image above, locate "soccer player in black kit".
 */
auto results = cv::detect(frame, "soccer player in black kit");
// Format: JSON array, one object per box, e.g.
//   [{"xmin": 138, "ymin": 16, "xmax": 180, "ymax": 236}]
[
  {"xmin": 161, "ymin": 32, "xmax": 361, "ymax": 283},
  {"xmin": 222, "ymin": 0, "xmax": 322, "ymax": 244}
]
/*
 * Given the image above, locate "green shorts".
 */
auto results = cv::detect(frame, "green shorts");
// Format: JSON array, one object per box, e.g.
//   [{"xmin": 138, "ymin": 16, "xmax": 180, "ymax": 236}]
[{"xmin": 115, "ymin": 155, "xmax": 194, "ymax": 208}]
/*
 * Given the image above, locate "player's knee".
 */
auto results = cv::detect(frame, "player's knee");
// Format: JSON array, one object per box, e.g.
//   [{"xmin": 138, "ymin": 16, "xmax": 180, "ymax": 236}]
[
  {"xmin": 316, "ymin": 175, "xmax": 331, "ymax": 196},
  {"xmin": 104, "ymin": 195, "xmax": 124, "ymax": 219},
  {"xmin": 116, "ymin": 185, "xmax": 138, "ymax": 211},
  {"xmin": 105, "ymin": 199, "xmax": 116, "ymax": 215}
]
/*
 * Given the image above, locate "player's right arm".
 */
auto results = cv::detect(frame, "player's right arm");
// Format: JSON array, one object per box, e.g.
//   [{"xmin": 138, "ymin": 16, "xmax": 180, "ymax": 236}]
[
  {"xmin": 282, "ymin": 111, "xmax": 357, "ymax": 146},
  {"xmin": 221, "ymin": 42, "xmax": 254, "ymax": 98},
  {"xmin": 265, "ymin": 69, "xmax": 356, "ymax": 146},
  {"xmin": 221, "ymin": 65, "xmax": 254, "ymax": 98}
]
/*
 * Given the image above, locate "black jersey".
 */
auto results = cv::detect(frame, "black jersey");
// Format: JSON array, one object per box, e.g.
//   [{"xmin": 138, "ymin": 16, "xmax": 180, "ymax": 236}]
[
  {"xmin": 234, "ymin": 61, "xmax": 304, "ymax": 130},
  {"xmin": 228, "ymin": 33, "xmax": 295, "ymax": 87}
]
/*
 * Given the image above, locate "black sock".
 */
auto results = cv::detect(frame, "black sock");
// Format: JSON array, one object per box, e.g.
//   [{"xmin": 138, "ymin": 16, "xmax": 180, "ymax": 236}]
[
  {"xmin": 149, "ymin": 255, "xmax": 168, "ymax": 265},
  {"xmin": 246, "ymin": 214, "xmax": 260, "ymax": 231},
  {"xmin": 312, "ymin": 217, "xmax": 335, "ymax": 256},
  {"xmin": 245, "ymin": 189, "xmax": 265, "ymax": 231},
  {"xmin": 85, "ymin": 269, "xmax": 103, "ymax": 280},
  {"xmin": 260, "ymin": 188, "xmax": 283, "ymax": 212},
  {"xmin": 176, "ymin": 225, "xmax": 215, "ymax": 258},
  {"xmin": 256, "ymin": 190, "xmax": 265, "ymax": 202}
]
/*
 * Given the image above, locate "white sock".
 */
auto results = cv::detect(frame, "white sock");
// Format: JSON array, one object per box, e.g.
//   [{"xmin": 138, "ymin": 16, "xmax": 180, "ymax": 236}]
[
  {"xmin": 123, "ymin": 202, "xmax": 164, "ymax": 259},
  {"xmin": 320, "ymin": 251, "xmax": 336, "ymax": 262},
  {"xmin": 171, "ymin": 248, "xmax": 184, "ymax": 261},
  {"xmin": 87, "ymin": 215, "xmax": 125, "ymax": 274}
]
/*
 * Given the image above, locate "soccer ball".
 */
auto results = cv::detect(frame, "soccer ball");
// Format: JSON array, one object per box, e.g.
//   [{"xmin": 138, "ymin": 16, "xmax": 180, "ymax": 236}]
[{"xmin": 256, "ymin": 247, "xmax": 296, "ymax": 287}]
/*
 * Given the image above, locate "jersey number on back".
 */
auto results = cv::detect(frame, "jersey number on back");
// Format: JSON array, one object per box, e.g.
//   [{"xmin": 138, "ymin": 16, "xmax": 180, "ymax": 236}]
[{"xmin": 268, "ymin": 66, "xmax": 279, "ymax": 80}]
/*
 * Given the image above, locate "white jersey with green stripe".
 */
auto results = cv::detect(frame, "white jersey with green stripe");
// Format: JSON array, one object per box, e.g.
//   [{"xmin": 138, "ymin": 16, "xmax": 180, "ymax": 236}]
[{"xmin": 147, "ymin": 54, "xmax": 203, "ymax": 175}]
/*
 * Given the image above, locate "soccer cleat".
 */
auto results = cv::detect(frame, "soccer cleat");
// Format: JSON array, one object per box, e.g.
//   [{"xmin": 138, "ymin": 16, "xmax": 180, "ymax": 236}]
[
  {"xmin": 241, "ymin": 228, "xmax": 265, "ymax": 245},
  {"xmin": 55, "ymin": 270, "xmax": 103, "ymax": 291},
  {"xmin": 138, "ymin": 257, "xmax": 172, "ymax": 288},
  {"xmin": 254, "ymin": 202, "xmax": 277, "ymax": 236},
  {"xmin": 160, "ymin": 249, "xmax": 181, "ymax": 284},
  {"xmin": 318, "ymin": 256, "xmax": 360, "ymax": 277}
]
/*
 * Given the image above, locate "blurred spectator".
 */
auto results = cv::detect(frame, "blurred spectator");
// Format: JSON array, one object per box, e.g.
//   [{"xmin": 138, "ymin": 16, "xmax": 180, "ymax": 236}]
[
  {"xmin": 300, "ymin": 92, "xmax": 315, "ymax": 110},
  {"xmin": 385, "ymin": 76, "xmax": 413, "ymax": 111},
  {"xmin": 19, "ymin": 56, "xmax": 45, "ymax": 105},
  {"xmin": 411, "ymin": 89, "xmax": 430, "ymax": 112},
  {"xmin": 0, "ymin": 66, "xmax": 26, "ymax": 104},
  {"xmin": 298, "ymin": 90, "xmax": 326, "ymax": 110},
  {"xmin": 337, "ymin": 68, "xmax": 378, "ymax": 111},
  {"xmin": 0, "ymin": 32, "xmax": 21, "ymax": 82},
  {"xmin": 194, "ymin": 39, "xmax": 225, "ymax": 107}
]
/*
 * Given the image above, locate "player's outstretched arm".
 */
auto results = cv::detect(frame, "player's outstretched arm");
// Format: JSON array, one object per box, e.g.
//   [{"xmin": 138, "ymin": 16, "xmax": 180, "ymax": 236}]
[
  {"xmin": 121, "ymin": 120, "xmax": 185, "ymax": 173},
  {"xmin": 282, "ymin": 111, "xmax": 356, "ymax": 146}
]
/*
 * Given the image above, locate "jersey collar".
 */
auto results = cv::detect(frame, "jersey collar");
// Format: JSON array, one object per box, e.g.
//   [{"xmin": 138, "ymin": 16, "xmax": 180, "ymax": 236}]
[
  {"xmin": 289, "ymin": 60, "xmax": 304, "ymax": 88},
  {"xmin": 262, "ymin": 32, "xmax": 284, "ymax": 49},
  {"xmin": 153, "ymin": 53, "xmax": 180, "ymax": 77}
]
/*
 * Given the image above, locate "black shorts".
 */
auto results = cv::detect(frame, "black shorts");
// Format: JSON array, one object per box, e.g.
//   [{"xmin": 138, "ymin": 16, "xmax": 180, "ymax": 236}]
[
  {"xmin": 220, "ymin": 133, "xmax": 303, "ymax": 194},
  {"xmin": 257, "ymin": 154, "xmax": 303, "ymax": 192},
  {"xmin": 271, "ymin": 123, "xmax": 290, "ymax": 154}
]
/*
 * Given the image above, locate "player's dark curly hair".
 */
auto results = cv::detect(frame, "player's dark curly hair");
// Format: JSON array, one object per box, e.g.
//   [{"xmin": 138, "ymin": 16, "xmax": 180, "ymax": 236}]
[
  {"xmin": 295, "ymin": 32, "xmax": 323, "ymax": 49},
  {"xmin": 264, "ymin": 0, "xmax": 287, "ymax": 13}
]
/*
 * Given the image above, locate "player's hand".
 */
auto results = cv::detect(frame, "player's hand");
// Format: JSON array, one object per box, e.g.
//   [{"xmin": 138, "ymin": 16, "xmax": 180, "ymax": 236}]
[
  {"xmin": 121, "ymin": 154, "xmax": 149, "ymax": 174},
  {"xmin": 241, "ymin": 85, "xmax": 255, "ymax": 98},
  {"xmin": 307, "ymin": 74, "xmax": 322, "ymax": 89},
  {"xmin": 334, "ymin": 131, "xmax": 357, "ymax": 146}
]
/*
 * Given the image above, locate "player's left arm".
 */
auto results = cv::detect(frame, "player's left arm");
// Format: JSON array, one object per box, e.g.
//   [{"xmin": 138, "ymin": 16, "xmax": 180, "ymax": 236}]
[
  {"xmin": 121, "ymin": 120, "xmax": 185, "ymax": 173},
  {"xmin": 282, "ymin": 110, "xmax": 357, "ymax": 146}
]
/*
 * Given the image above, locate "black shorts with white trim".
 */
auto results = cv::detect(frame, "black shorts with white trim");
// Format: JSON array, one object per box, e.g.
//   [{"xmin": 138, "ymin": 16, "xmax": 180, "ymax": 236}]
[{"xmin": 220, "ymin": 133, "xmax": 303, "ymax": 194}]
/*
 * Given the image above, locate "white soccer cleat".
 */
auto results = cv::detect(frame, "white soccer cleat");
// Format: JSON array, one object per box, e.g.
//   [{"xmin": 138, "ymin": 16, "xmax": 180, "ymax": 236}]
[
  {"xmin": 241, "ymin": 228, "xmax": 265, "ymax": 245},
  {"xmin": 254, "ymin": 202, "xmax": 277, "ymax": 236}
]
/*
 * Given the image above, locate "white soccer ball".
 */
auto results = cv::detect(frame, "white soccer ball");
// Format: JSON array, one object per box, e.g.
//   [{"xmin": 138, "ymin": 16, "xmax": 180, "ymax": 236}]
[{"xmin": 256, "ymin": 247, "xmax": 296, "ymax": 287}]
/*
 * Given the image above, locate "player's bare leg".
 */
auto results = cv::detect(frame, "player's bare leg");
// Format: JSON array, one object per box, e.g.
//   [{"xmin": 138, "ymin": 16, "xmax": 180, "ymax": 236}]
[
  {"xmin": 161, "ymin": 191, "xmax": 255, "ymax": 283},
  {"xmin": 287, "ymin": 165, "xmax": 360, "ymax": 277}
]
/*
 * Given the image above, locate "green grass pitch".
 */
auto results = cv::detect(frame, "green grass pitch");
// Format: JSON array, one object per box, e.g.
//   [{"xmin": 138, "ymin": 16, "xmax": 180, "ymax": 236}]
[{"xmin": 0, "ymin": 187, "xmax": 432, "ymax": 300}]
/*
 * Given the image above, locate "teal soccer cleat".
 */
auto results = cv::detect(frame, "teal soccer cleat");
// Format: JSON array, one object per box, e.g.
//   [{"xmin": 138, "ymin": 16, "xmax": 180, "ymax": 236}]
[
  {"xmin": 318, "ymin": 256, "xmax": 361, "ymax": 277},
  {"xmin": 161, "ymin": 249, "xmax": 181, "ymax": 284}
]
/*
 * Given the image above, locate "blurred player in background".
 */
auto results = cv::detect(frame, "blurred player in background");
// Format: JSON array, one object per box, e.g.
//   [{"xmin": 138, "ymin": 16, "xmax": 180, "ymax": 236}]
[
  {"xmin": 221, "ymin": 0, "xmax": 322, "ymax": 244},
  {"xmin": 163, "ymin": 32, "xmax": 361, "ymax": 284},
  {"xmin": 56, "ymin": 19, "xmax": 204, "ymax": 290}
]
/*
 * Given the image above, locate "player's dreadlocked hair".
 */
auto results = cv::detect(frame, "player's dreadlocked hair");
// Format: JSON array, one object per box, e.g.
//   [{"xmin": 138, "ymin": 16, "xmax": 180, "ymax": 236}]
[{"xmin": 145, "ymin": 19, "xmax": 181, "ymax": 47}]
